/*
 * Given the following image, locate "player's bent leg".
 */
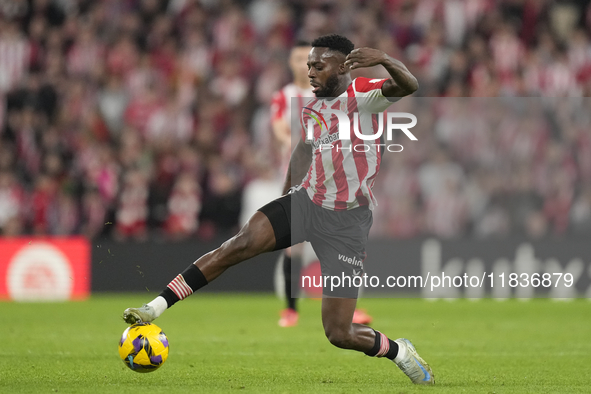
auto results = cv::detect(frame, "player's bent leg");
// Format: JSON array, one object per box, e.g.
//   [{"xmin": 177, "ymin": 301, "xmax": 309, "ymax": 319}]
[
  {"xmin": 123, "ymin": 193, "xmax": 294, "ymax": 325},
  {"xmin": 196, "ymin": 211, "xmax": 277, "ymax": 281},
  {"xmin": 321, "ymin": 297, "xmax": 375, "ymax": 351},
  {"xmin": 320, "ymin": 297, "xmax": 434, "ymax": 385},
  {"xmin": 123, "ymin": 211, "xmax": 278, "ymax": 324}
]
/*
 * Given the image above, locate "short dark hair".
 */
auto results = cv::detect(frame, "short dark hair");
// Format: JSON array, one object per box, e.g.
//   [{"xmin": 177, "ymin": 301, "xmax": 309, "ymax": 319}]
[
  {"xmin": 311, "ymin": 34, "xmax": 354, "ymax": 56},
  {"xmin": 294, "ymin": 39, "xmax": 311, "ymax": 48}
]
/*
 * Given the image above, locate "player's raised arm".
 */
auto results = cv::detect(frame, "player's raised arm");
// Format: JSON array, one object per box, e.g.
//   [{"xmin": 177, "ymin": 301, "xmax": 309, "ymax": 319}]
[
  {"xmin": 282, "ymin": 138, "xmax": 312, "ymax": 195},
  {"xmin": 344, "ymin": 47, "xmax": 418, "ymax": 98}
]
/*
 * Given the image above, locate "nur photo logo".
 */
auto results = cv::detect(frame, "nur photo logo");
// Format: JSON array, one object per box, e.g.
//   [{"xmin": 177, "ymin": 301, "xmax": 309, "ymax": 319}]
[{"xmin": 301, "ymin": 105, "xmax": 418, "ymax": 153}]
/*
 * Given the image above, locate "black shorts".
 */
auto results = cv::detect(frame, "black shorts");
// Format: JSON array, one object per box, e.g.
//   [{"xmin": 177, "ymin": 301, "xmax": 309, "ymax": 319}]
[{"xmin": 258, "ymin": 187, "xmax": 372, "ymax": 298}]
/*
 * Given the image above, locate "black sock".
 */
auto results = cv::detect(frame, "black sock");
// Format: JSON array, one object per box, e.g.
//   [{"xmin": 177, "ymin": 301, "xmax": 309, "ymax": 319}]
[
  {"xmin": 364, "ymin": 329, "xmax": 400, "ymax": 360},
  {"xmin": 159, "ymin": 264, "xmax": 208, "ymax": 308},
  {"xmin": 283, "ymin": 252, "xmax": 301, "ymax": 311},
  {"xmin": 385, "ymin": 339, "xmax": 400, "ymax": 360}
]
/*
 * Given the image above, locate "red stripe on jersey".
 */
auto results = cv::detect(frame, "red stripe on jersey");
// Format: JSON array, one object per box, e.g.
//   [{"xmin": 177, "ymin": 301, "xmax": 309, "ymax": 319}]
[
  {"xmin": 300, "ymin": 98, "xmax": 320, "ymax": 189},
  {"xmin": 302, "ymin": 166, "xmax": 312, "ymax": 189},
  {"xmin": 270, "ymin": 90, "xmax": 286, "ymax": 122},
  {"xmin": 330, "ymin": 99, "xmax": 349, "ymax": 210},
  {"xmin": 311, "ymin": 102, "xmax": 328, "ymax": 207},
  {"xmin": 354, "ymin": 77, "xmax": 387, "ymax": 92},
  {"xmin": 301, "ymin": 98, "xmax": 320, "ymax": 142},
  {"xmin": 363, "ymin": 114, "xmax": 383, "ymax": 205},
  {"xmin": 311, "ymin": 151, "xmax": 327, "ymax": 206},
  {"xmin": 331, "ymin": 139, "xmax": 348, "ymax": 210},
  {"xmin": 347, "ymin": 84, "xmax": 371, "ymax": 208}
]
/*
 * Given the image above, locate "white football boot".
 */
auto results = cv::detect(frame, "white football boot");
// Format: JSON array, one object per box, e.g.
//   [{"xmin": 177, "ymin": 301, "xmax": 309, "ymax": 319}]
[
  {"xmin": 394, "ymin": 338, "xmax": 435, "ymax": 385},
  {"xmin": 123, "ymin": 304, "xmax": 157, "ymax": 324}
]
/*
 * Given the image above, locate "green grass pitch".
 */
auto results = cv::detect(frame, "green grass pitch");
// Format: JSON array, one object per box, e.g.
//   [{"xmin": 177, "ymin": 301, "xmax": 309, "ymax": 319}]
[{"xmin": 1, "ymin": 294, "xmax": 590, "ymax": 393}]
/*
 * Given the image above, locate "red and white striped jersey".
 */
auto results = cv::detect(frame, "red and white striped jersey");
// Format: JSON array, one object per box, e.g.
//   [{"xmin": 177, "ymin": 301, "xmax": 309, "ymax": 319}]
[
  {"xmin": 270, "ymin": 83, "xmax": 313, "ymax": 177},
  {"xmin": 270, "ymin": 83, "xmax": 313, "ymax": 124},
  {"xmin": 299, "ymin": 77, "xmax": 396, "ymax": 211}
]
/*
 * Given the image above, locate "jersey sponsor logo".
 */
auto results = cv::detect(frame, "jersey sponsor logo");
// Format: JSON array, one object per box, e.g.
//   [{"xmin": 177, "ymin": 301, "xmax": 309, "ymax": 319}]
[
  {"xmin": 338, "ymin": 253, "xmax": 364, "ymax": 269},
  {"xmin": 310, "ymin": 132, "xmax": 340, "ymax": 151}
]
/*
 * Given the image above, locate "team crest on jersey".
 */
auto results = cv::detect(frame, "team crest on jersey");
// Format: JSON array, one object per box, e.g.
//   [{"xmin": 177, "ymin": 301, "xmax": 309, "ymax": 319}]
[{"xmin": 340, "ymin": 99, "xmax": 347, "ymax": 112}]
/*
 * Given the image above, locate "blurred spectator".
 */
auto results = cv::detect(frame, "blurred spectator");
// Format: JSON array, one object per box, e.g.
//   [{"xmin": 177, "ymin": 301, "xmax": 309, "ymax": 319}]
[
  {"xmin": 29, "ymin": 174, "xmax": 56, "ymax": 235},
  {"xmin": 80, "ymin": 187, "xmax": 108, "ymax": 239},
  {"xmin": 209, "ymin": 58, "xmax": 249, "ymax": 107},
  {"xmin": 199, "ymin": 157, "xmax": 242, "ymax": 237},
  {"xmin": 384, "ymin": 196, "xmax": 423, "ymax": 239},
  {"xmin": 164, "ymin": 172, "xmax": 202, "ymax": 239},
  {"xmin": 98, "ymin": 75, "xmax": 129, "ymax": 136},
  {"xmin": 145, "ymin": 99, "xmax": 193, "ymax": 144},
  {"xmin": 424, "ymin": 178, "xmax": 469, "ymax": 238},
  {"xmin": 525, "ymin": 210, "xmax": 549, "ymax": 239},
  {"xmin": 474, "ymin": 202, "xmax": 511, "ymax": 239},
  {"xmin": 571, "ymin": 184, "xmax": 591, "ymax": 234},
  {"xmin": 417, "ymin": 148, "xmax": 464, "ymax": 199},
  {"xmin": 0, "ymin": 20, "xmax": 29, "ymax": 93},
  {"xmin": 114, "ymin": 169, "xmax": 149, "ymax": 241},
  {"xmin": 48, "ymin": 189, "xmax": 78, "ymax": 235},
  {"xmin": 0, "ymin": 171, "xmax": 25, "ymax": 234}
]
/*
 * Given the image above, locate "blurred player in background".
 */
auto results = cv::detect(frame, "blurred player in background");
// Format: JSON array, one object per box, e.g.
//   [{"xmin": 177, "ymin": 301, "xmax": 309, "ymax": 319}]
[
  {"xmin": 123, "ymin": 34, "xmax": 434, "ymax": 385},
  {"xmin": 271, "ymin": 41, "xmax": 372, "ymax": 327}
]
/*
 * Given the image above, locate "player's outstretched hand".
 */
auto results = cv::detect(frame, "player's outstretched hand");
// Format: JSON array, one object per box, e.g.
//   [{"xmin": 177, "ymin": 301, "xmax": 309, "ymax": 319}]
[{"xmin": 344, "ymin": 48, "xmax": 387, "ymax": 70}]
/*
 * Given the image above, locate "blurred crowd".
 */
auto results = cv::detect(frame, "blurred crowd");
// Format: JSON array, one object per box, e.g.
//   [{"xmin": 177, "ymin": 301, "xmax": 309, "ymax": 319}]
[
  {"xmin": 371, "ymin": 98, "xmax": 591, "ymax": 239},
  {"xmin": 0, "ymin": 0, "xmax": 590, "ymax": 240}
]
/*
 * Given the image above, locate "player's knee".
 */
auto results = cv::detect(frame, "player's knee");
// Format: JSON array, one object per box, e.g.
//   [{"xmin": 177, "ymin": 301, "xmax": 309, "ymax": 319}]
[{"xmin": 324, "ymin": 326, "xmax": 353, "ymax": 349}]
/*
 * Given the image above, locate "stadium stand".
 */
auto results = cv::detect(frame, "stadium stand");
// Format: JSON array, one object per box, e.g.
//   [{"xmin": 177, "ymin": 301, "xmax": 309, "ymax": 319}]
[{"xmin": 0, "ymin": 0, "xmax": 590, "ymax": 240}]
